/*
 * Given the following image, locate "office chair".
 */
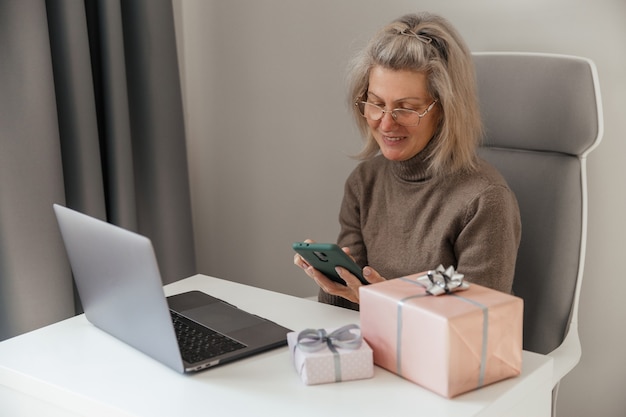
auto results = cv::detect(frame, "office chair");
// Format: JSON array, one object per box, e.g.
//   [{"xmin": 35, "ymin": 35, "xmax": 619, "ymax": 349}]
[{"xmin": 473, "ymin": 52, "xmax": 603, "ymax": 416}]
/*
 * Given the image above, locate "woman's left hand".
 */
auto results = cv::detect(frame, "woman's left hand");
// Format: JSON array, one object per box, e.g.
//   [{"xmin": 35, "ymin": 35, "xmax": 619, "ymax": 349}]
[{"xmin": 334, "ymin": 265, "xmax": 386, "ymax": 303}]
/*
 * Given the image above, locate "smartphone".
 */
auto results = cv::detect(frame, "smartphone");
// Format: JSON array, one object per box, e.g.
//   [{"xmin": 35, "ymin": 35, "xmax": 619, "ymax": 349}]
[{"xmin": 292, "ymin": 242, "xmax": 368, "ymax": 285}]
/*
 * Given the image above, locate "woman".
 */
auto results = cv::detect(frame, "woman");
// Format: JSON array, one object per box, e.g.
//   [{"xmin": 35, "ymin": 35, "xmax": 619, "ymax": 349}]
[{"xmin": 294, "ymin": 12, "xmax": 521, "ymax": 310}]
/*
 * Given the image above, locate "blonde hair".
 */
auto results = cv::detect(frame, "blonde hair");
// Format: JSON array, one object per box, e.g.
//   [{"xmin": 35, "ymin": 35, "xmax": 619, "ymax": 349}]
[{"xmin": 347, "ymin": 12, "xmax": 482, "ymax": 175}]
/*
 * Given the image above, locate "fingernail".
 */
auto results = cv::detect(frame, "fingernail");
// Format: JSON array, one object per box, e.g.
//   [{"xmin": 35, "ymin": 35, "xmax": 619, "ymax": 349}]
[{"xmin": 363, "ymin": 267, "xmax": 371, "ymax": 277}]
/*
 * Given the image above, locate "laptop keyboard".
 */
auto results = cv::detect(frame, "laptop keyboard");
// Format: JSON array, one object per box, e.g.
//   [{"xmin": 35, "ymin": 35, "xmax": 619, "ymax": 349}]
[{"xmin": 170, "ymin": 310, "xmax": 247, "ymax": 364}]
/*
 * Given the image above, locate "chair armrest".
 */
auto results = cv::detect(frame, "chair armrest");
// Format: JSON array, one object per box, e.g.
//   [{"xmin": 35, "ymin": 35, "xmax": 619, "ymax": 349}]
[{"xmin": 546, "ymin": 323, "xmax": 582, "ymax": 388}]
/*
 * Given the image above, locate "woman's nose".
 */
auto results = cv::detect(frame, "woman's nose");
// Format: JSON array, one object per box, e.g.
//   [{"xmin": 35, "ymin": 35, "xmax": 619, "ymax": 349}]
[{"xmin": 379, "ymin": 111, "xmax": 399, "ymax": 129}]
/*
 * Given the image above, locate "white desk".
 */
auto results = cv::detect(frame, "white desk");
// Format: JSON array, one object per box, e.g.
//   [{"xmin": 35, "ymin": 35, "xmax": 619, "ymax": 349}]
[{"xmin": 0, "ymin": 275, "xmax": 553, "ymax": 417}]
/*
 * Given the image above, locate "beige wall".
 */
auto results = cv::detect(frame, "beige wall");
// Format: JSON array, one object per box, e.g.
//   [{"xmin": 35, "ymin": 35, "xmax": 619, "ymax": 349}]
[{"xmin": 174, "ymin": 1, "xmax": 626, "ymax": 415}]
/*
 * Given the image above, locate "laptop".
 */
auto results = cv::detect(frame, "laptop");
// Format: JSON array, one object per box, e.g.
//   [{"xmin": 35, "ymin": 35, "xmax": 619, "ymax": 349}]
[{"xmin": 53, "ymin": 204, "xmax": 290, "ymax": 373}]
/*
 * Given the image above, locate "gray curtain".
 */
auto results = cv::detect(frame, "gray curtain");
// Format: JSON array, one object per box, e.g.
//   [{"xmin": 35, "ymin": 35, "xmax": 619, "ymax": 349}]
[{"xmin": 0, "ymin": 0, "xmax": 196, "ymax": 341}]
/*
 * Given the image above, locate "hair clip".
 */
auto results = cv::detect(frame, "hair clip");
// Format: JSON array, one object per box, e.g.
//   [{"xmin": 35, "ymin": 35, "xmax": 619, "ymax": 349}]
[{"xmin": 399, "ymin": 28, "xmax": 433, "ymax": 44}]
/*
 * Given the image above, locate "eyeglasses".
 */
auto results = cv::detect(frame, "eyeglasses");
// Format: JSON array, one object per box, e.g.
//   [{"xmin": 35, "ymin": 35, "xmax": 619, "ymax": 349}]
[{"xmin": 355, "ymin": 99, "xmax": 438, "ymax": 126}]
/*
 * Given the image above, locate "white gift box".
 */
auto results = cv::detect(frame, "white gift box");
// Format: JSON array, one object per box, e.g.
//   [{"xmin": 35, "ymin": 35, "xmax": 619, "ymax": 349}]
[{"xmin": 287, "ymin": 325, "xmax": 374, "ymax": 385}]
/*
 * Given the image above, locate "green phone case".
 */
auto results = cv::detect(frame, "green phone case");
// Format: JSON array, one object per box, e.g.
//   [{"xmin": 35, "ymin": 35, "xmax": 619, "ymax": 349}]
[{"xmin": 293, "ymin": 242, "xmax": 367, "ymax": 285}]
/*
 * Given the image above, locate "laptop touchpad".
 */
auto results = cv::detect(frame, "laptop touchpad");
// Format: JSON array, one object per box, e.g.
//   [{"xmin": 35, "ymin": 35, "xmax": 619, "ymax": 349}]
[{"xmin": 182, "ymin": 302, "xmax": 265, "ymax": 333}]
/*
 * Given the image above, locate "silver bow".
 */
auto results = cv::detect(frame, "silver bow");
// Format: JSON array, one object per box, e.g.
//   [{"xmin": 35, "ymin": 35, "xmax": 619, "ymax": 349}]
[
  {"xmin": 416, "ymin": 264, "xmax": 469, "ymax": 296},
  {"xmin": 296, "ymin": 324, "xmax": 362, "ymax": 353}
]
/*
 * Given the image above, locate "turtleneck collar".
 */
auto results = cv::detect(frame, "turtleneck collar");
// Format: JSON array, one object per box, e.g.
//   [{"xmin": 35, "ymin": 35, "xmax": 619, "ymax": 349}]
[{"xmin": 388, "ymin": 138, "xmax": 437, "ymax": 182}]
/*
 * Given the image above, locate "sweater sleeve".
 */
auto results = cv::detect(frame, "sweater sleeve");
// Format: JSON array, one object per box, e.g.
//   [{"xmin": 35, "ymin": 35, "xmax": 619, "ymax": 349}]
[
  {"xmin": 336, "ymin": 169, "xmax": 368, "ymax": 268},
  {"xmin": 454, "ymin": 184, "xmax": 521, "ymax": 293}
]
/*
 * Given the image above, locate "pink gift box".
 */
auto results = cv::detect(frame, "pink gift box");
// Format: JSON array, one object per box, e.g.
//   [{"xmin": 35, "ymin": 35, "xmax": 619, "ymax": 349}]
[
  {"xmin": 287, "ymin": 327, "xmax": 374, "ymax": 385},
  {"xmin": 359, "ymin": 274, "xmax": 523, "ymax": 398}
]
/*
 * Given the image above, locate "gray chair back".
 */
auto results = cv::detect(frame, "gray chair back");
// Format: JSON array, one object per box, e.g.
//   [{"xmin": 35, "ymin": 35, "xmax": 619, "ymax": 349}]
[{"xmin": 473, "ymin": 53, "xmax": 602, "ymax": 354}]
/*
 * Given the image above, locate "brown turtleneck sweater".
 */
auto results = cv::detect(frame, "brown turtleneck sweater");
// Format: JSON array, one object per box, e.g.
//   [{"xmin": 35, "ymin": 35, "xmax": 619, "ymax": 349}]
[{"xmin": 319, "ymin": 149, "xmax": 521, "ymax": 310}]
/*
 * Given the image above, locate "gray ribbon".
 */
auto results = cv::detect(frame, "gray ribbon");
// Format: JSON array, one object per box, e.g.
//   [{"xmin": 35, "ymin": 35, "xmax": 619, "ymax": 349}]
[
  {"xmin": 296, "ymin": 324, "xmax": 362, "ymax": 382},
  {"xmin": 450, "ymin": 294, "xmax": 489, "ymax": 388},
  {"xmin": 396, "ymin": 286, "xmax": 428, "ymax": 376}
]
